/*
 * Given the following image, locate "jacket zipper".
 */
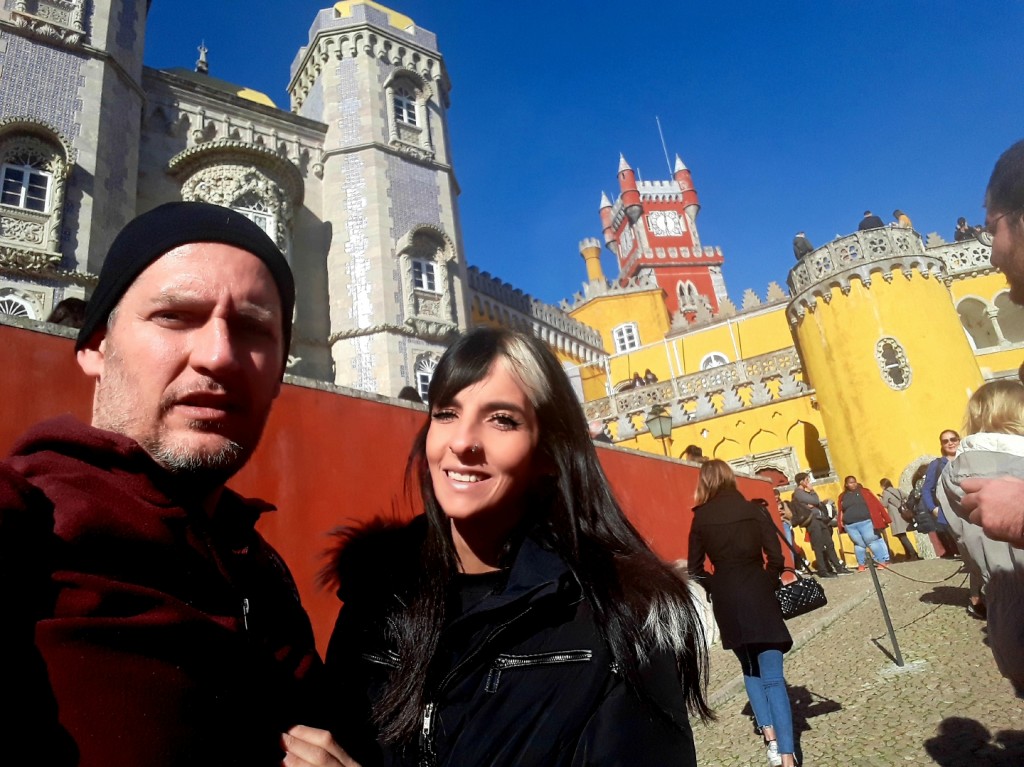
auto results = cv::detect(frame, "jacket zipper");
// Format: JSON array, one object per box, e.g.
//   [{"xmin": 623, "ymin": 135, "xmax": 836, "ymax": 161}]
[
  {"xmin": 241, "ymin": 597, "xmax": 250, "ymax": 631},
  {"xmin": 485, "ymin": 649, "xmax": 593, "ymax": 693},
  {"xmin": 419, "ymin": 702, "xmax": 436, "ymax": 767},
  {"xmin": 419, "ymin": 603, "xmax": 538, "ymax": 763}
]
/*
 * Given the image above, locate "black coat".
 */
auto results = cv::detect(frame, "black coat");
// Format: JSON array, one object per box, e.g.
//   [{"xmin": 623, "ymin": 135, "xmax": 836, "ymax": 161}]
[
  {"xmin": 688, "ymin": 488, "xmax": 792, "ymax": 650},
  {"xmin": 324, "ymin": 517, "xmax": 696, "ymax": 767}
]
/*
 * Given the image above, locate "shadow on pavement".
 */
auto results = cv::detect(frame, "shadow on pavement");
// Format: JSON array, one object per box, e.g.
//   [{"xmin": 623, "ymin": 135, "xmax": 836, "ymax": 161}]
[
  {"xmin": 919, "ymin": 584, "xmax": 969, "ymax": 607},
  {"xmin": 738, "ymin": 683, "xmax": 842, "ymax": 739},
  {"xmin": 924, "ymin": 717, "xmax": 1024, "ymax": 766}
]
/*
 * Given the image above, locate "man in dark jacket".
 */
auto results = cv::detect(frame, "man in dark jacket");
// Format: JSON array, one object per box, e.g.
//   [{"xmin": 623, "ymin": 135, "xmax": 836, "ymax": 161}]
[
  {"xmin": 790, "ymin": 473, "xmax": 851, "ymax": 577},
  {"xmin": 858, "ymin": 210, "xmax": 886, "ymax": 230},
  {"xmin": 1, "ymin": 203, "xmax": 354, "ymax": 766},
  {"xmin": 793, "ymin": 231, "xmax": 814, "ymax": 260}
]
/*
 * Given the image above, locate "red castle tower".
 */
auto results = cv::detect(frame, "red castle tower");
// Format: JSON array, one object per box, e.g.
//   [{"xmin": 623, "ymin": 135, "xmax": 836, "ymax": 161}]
[{"xmin": 600, "ymin": 154, "xmax": 728, "ymax": 319}]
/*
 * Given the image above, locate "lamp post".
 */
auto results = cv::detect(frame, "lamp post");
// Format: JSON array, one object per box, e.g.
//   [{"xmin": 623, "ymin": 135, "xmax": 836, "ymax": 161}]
[{"xmin": 645, "ymin": 404, "xmax": 673, "ymax": 456}]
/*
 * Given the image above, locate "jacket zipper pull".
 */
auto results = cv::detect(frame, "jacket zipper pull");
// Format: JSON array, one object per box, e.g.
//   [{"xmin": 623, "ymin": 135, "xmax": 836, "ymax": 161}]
[
  {"xmin": 241, "ymin": 597, "xmax": 250, "ymax": 632},
  {"xmin": 419, "ymin": 702, "xmax": 436, "ymax": 767}
]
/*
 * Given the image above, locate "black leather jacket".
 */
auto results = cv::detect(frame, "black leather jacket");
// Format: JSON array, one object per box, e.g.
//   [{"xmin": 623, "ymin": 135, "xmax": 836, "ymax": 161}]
[{"xmin": 324, "ymin": 518, "xmax": 696, "ymax": 767}]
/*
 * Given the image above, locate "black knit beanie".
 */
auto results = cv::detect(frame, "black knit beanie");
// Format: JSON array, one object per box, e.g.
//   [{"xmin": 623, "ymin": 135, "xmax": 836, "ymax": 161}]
[{"xmin": 76, "ymin": 201, "xmax": 296, "ymax": 361}]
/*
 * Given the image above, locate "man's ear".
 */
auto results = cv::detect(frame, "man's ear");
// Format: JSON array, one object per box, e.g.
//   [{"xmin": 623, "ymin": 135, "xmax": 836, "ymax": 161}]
[{"xmin": 76, "ymin": 331, "xmax": 106, "ymax": 379}]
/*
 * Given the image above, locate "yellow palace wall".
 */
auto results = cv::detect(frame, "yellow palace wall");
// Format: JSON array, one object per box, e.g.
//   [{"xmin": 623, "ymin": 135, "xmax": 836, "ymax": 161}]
[{"xmin": 793, "ymin": 273, "xmax": 983, "ymax": 490}]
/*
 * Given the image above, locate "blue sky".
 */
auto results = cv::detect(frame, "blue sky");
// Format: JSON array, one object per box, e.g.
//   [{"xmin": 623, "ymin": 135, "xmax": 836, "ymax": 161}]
[{"xmin": 145, "ymin": 1, "xmax": 1024, "ymax": 307}]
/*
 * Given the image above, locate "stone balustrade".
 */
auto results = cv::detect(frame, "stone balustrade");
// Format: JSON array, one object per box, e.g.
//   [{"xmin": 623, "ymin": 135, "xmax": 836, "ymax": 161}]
[
  {"xmin": 583, "ymin": 347, "xmax": 809, "ymax": 440},
  {"xmin": 786, "ymin": 227, "xmax": 995, "ymax": 324}
]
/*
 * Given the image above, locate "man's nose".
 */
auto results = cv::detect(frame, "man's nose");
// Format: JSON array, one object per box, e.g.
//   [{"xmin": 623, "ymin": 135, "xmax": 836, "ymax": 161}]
[{"xmin": 190, "ymin": 317, "xmax": 242, "ymax": 375}]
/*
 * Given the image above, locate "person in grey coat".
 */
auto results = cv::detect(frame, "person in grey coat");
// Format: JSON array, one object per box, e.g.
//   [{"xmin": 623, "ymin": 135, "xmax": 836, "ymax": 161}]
[
  {"xmin": 879, "ymin": 478, "xmax": 920, "ymax": 560},
  {"xmin": 938, "ymin": 380, "xmax": 1024, "ymax": 698}
]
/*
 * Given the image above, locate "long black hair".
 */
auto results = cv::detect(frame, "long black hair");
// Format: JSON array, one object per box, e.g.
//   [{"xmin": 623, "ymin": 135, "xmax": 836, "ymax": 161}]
[{"xmin": 373, "ymin": 327, "xmax": 712, "ymax": 743}]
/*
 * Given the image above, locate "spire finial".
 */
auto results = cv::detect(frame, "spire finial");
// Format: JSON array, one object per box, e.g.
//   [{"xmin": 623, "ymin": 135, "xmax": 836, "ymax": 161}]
[{"xmin": 195, "ymin": 41, "xmax": 209, "ymax": 74}]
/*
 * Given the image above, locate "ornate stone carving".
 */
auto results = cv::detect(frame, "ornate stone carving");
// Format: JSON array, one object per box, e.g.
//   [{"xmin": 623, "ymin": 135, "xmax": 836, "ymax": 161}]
[
  {"xmin": 178, "ymin": 163, "xmax": 295, "ymax": 252},
  {"xmin": 12, "ymin": 0, "xmax": 85, "ymax": 46}
]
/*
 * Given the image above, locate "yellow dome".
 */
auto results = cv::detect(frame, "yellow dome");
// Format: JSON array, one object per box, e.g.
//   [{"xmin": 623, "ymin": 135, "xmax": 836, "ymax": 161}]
[{"xmin": 333, "ymin": 0, "xmax": 415, "ymax": 32}]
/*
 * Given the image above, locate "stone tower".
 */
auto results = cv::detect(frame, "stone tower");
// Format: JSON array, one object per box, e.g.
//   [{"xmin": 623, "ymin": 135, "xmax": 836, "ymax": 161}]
[
  {"xmin": 599, "ymin": 154, "xmax": 728, "ymax": 320},
  {"xmin": 787, "ymin": 227, "xmax": 984, "ymax": 486},
  {"xmin": 287, "ymin": 0, "xmax": 469, "ymax": 395},
  {"xmin": 0, "ymin": 0, "xmax": 148, "ymax": 315}
]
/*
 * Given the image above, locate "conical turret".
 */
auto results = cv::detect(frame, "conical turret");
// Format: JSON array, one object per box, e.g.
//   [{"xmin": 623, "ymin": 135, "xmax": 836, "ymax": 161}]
[
  {"xmin": 599, "ymin": 191, "xmax": 618, "ymax": 255},
  {"xmin": 617, "ymin": 154, "xmax": 643, "ymax": 223}
]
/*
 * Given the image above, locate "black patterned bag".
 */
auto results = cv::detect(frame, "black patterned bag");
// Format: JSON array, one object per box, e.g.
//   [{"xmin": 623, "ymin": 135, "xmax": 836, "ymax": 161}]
[{"xmin": 775, "ymin": 569, "xmax": 828, "ymax": 620}]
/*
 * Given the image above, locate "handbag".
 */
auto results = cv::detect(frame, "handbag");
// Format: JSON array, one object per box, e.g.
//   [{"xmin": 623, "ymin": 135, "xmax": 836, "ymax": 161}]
[
  {"xmin": 757, "ymin": 505, "xmax": 829, "ymax": 620},
  {"xmin": 775, "ymin": 568, "xmax": 828, "ymax": 619}
]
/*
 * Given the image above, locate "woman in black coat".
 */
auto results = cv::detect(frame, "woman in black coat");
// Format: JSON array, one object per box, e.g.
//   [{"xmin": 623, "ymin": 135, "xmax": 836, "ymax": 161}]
[
  {"xmin": 688, "ymin": 460, "xmax": 796, "ymax": 767},
  {"xmin": 318, "ymin": 327, "xmax": 712, "ymax": 766}
]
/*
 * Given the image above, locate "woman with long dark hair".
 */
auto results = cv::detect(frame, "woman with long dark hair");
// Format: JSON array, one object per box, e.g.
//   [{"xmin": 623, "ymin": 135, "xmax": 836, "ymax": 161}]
[
  {"xmin": 322, "ymin": 327, "xmax": 711, "ymax": 766},
  {"xmin": 688, "ymin": 460, "xmax": 796, "ymax": 767}
]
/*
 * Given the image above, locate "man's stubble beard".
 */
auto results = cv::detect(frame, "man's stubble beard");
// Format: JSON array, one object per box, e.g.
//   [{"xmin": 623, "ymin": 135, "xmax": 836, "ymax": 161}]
[{"xmin": 93, "ymin": 347, "xmax": 257, "ymax": 486}]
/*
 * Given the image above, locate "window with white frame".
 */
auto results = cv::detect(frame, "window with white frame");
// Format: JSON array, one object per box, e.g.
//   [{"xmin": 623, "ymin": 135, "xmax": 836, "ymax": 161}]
[
  {"xmin": 416, "ymin": 355, "xmax": 438, "ymax": 402},
  {"xmin": 394, "ymin": 87, "xmax": 418, "ymax": 126},
  {"xmin": 412, "ymin": 258, "xmax": 437, "ymax": 292},
  {"xmin": 233, "ymin": 199, "xmax": 276, "ymax": 239},
  {"xmin": 612, "ymin": 322, "xmax": 640, "ymax": 353},
  {"xmin": 700, "ymin": 352, "xmax": 729, "ymax": 370},
  {"xmin": 1, "ymin": 162, "xmax": 51, "ymax": 212}
]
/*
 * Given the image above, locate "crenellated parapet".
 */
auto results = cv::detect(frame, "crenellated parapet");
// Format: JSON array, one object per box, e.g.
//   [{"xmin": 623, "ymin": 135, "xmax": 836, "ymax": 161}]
[
  {"xmin": 288, "ymin": 3, "xmax": 450, "ymax": 112},
  {"xmin": 583, "ymin": 347, "xmax": 809, "ymax": 439},
  {"xmin": 560, "ymin": 270, "xmax": 661, "ymax": 311},
  {"xmin": 786, "ymin": 227, "xmax": 947, "ymax": 325},
  {"xmin": 467, "ymin": 266, "xmax": 605, "ymax": 362}
]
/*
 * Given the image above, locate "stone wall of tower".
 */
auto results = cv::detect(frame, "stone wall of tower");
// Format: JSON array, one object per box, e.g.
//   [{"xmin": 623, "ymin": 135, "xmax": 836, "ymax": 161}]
[
  {"xmin": 0, "ymin": 0, "xmax": 146, "ymax": 314},
  {"xmin": 288, "ymin": 3, "xmax": 469, "ymax": 396},
  {"xmin": 787, "ymin": 228, "xmax": 983, "ymax": 486}
]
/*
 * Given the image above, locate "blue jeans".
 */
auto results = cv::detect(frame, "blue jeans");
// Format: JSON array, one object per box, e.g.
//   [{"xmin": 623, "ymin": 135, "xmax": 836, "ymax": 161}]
[
  {"xmin": 734, "ymin": 645, "xmax": 794, "ymax": 755},
  {"xmin": 845, "ymin": 519, "xmax": 890, "ymax": 566}
]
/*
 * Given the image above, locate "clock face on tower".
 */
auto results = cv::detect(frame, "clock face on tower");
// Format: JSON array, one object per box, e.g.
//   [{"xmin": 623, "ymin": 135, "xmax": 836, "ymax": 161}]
[{"xmin": 647, "ymin": 210, "xmax": 684, "ymax": 237}]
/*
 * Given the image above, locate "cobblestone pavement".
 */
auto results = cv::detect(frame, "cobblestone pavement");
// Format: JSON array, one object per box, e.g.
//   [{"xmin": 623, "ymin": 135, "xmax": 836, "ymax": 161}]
[{"xmin": 692, "ymin": 558, "xmax": 1024, "ymax": 766}]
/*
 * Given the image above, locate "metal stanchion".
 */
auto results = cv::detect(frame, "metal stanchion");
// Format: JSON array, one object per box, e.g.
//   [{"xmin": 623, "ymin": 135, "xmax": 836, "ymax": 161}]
[{"xmin": 867, "ymin": 551, "xmax": 904, "ymax": 666}]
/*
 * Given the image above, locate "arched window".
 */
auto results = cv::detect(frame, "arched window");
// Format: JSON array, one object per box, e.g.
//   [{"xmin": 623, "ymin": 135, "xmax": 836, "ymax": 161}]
[
  {"xmin": 415, "ymin": 354, "xmax": 438, "ymax": 402},
  {"xmin": 677, "ymin": 280, "xmax": 702, "ymax": 308},
  {"xmin": 232, "ymin": 196, "xmax": 275, "ymax": 239},
  {"xmin": 1, "ymin": 160, "xmax": 51, "ymax": 212},
  {"xmin": 0, "ymin": 122, "xmax": 71, "ymax": 260},
  {"xmin": 957, "ymin": 297, "xmax": 998, "ymax": 349},
  {"xmin": 0, "ymin": 293, "xmax": 35, "ymax": 319},
  {"xmin": 995, "ymin": 291, "xmax": 1024, "ymax": 344},
  {"xmin": 876, "ymin": 337, "xmax": 911, "ymax": 390},
  {"xmin": 612, "ymin": 322, "xmax": 640, "ymax": 353},
  {"xmin": 393, "ymin": 86, "xmax": 418, "ymax": 126},
  {"xmin": 700, "ymin": 352, "xmax": 729, "ymax": 370}
]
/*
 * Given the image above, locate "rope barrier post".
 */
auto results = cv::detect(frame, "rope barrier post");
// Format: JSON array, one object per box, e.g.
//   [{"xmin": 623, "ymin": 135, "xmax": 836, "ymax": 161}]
[{"xmin": 867, "ymin": 551, "xmax": 904, "ymax": 667}]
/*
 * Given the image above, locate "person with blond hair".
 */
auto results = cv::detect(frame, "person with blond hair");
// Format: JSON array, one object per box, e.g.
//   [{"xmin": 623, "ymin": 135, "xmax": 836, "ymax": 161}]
[
  {"xmin": 938, "ymin": 379, "xmax": 1024, "ymax": 697},
  {"xmin": 688, "ymin": 460, "xmax": 797, "ymax": 767}
]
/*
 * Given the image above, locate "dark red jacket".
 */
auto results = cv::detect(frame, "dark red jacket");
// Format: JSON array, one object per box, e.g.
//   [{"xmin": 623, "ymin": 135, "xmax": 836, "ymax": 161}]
[{"xmin": 1, "ymin": 417, "xmax": 325, "ymax": 766}]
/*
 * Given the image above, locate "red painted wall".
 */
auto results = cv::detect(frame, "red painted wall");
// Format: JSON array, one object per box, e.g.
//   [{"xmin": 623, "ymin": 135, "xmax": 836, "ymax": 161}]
[{"xmin": 0, "ymin": 322, "xmax": 778, "ymax": 653}]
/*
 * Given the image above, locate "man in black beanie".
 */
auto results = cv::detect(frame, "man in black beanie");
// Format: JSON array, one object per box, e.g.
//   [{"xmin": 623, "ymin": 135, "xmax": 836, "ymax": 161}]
[{"xmin": 1, "ymin": 202, "xmax": 357, "ymax": 765}]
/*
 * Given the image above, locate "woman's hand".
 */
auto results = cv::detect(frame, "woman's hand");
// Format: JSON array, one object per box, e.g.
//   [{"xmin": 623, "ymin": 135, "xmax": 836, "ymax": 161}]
[{"xmin": 282, "ymin": 724, "xmax": 361, "ymax": 767}]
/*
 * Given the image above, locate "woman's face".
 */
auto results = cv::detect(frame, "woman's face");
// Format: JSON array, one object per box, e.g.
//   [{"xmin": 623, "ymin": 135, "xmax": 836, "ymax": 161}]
[{"xmin": 426, "ymin": 360, "xmax": 542, "ymax": 528}]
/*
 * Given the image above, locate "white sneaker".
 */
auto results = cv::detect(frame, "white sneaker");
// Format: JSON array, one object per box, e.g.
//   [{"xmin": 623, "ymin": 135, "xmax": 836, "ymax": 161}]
[{"xmin": 766, "ymin": 740, "xmax": 783, "ymax": 767}]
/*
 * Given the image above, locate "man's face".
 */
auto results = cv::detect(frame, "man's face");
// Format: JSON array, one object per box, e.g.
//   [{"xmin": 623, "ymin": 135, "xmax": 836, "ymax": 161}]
[
  {"xmin": 77, "ymin": 243, "xmax": 285, "ymax": 482},
  {"xmin": 986, "ymin": 204, "xmax": 1024, "ymax": 304},
  {"xmin": 799, "ymin": 476, "xmax": 811, "ymax": 490}
]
